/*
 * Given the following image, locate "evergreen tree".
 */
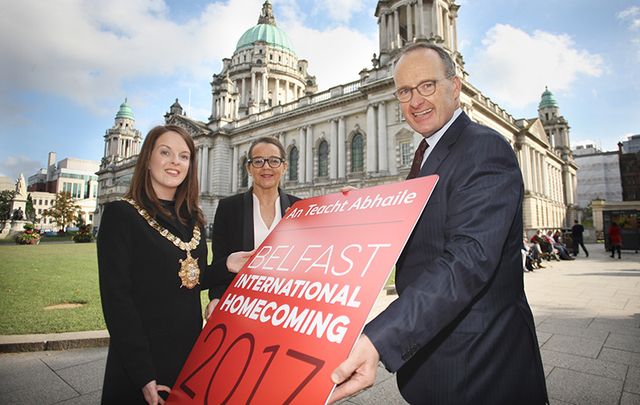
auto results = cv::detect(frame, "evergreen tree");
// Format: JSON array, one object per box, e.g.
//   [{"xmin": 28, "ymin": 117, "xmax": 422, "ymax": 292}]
[
  {"xmin": 0, "ymin": 190, "xmax": 15, "ymax": 220},
  {"xmin": 43, "ymin": 191, "xmax": 81, "ymax": 232},
  {"xmin": 26, "ymin": 194, "xmax": 36, "ymax": 222}
]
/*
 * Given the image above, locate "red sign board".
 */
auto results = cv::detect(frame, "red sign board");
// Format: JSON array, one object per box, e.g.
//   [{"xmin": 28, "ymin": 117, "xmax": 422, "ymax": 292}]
[{"xmin": 168, "ymin": 175, "xmax": 438, "ymax": 404}]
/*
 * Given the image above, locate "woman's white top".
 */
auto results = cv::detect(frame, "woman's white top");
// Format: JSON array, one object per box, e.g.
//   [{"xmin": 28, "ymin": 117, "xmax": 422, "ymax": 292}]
[{"xmin": 252, "ymin": 193, "xmax": 282, "ymax": 247}]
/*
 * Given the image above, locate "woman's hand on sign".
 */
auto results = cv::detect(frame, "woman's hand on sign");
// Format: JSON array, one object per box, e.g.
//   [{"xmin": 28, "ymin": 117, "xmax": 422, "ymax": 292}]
[
  {"xmin": 226, "ymin": 250, "xmax": 255, "ymax": 273},
  {"xmin": 142, "ymin": 380, "xmax": 171, "ymax": 405},
  {"xmin": 205, "ymin": 299, "xmax": 219, "ymax": 320},
  {"xmin": 340, "ymin": 186, "xmax": 358, "ymax": 195}
]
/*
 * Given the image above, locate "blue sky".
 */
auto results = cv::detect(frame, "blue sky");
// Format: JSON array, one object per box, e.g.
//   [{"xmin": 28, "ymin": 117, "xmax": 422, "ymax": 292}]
[{"xmin": 1, "ymin": 0, "xmax": 639, "ymax": 180}]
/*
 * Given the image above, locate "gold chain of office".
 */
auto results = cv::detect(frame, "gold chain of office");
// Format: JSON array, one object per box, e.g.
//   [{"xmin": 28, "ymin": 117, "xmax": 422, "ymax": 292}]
[{"xmin": 123, "ymin": 198, "xmax": 201, "ymax": 289}]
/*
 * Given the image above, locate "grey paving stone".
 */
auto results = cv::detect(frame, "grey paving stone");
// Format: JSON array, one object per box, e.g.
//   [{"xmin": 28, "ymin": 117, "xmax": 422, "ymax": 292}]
[
  {"xmin": 605, "ymin": 333, "xmax": 640, "ymax": 353},
  {"xmin": 536, "ymin": 321, "xmax": 610, "ymax": 341},
  {"xmin": 56, "ymin": 357, "xmax": 105, "ymax": 395},
  {"xmin": 537, "ymin": 331, "xmax": 552, "ymax": 346},
  {"xmin": 626, "ymin": 366, "xmax": 640, "ymax": 395},
  {"xmin": 588, "ymin": 318, "xmax": 640, "ymax": 336},
  {"xmin": 541, "ymin": 349, "xmax": 628, "ymax": 381},
  {"xmin": 40, "ymin": 347, "xmax": 107, "ymax": 371},
  {"xmin": 620, "ymin": 391, "xmax": 640, "ymax": 405},
  {"xmin": 0, "ymin": 357, "xmax": 69, "ymax": 394},
  {"xmin": 549, "ymin": 398, "xmax": 574, "ymax": 405},
  {"xmin": 541, "ymin": 334, "xmax": 605, "ymax": 359},
  {"xmin": 598, "ymin": 348, "xmax": 640, "ymax": 367},
  {"xmin": 546, "ymin": 367, "xmax": 623, "ymax": 405},
  {"xmin": 55, "ymin": 389, "xmax": 102, "ymax": 405},
  {"xmin": 543, "ymin": 364, "xmax": 554, "ymax": 378},
  {"xmin": 0, "ymin": 382, "xmax": 78, "ymax": 405},
  {"xmin": 589, "ymin": 298, "xmax": 630, "ymax": 310},
  {"xmin": 537, "ymin": 316, "xmax": 595, "ymax": 329}
]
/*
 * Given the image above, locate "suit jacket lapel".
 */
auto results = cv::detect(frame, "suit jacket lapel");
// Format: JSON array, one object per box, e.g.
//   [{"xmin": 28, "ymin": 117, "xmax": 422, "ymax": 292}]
[
  {"xmin": 278, "ymin": 188, "xmax": 293, "ymax": 214},
  {"xmin": 242, "ymin": 189, "xmax": 254, "ymax": 250},
  {"xmin": 419, "ymin": 112, "xmax": 471, "ymax": 177}
]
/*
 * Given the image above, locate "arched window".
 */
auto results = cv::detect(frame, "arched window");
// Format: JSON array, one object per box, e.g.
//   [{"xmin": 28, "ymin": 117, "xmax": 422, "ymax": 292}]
[
  {"xmin": 318, "ymin": 140, "xmax": 329, "ymax": 177},
  {"xmin": 289, "ymin": 147, "xmax": 299, "ymax": 181},
  {"xmin": 351, "ymin": 133, "xmax": 364, "ymax": 172},
  {"xmin": 241, "ymin": 157, "xmax": 249, "ymax": 188}
]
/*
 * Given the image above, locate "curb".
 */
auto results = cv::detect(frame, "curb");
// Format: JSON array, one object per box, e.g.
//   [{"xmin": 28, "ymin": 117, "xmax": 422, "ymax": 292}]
[{"xmin": 0, "ymin": 330, "xmax": 109, "ymax": 353}]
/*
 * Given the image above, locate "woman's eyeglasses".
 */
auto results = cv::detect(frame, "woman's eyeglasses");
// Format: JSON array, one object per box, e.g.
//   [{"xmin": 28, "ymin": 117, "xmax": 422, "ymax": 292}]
[{"xmin": 247, "ymin": 156, "xmax": 285, "ymax": 168}]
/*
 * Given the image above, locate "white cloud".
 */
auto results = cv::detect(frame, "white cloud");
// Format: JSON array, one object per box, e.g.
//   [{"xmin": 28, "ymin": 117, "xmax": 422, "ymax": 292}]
[
  {"xmin": 618, "ymin": 6, "xmax": 640, "ymax": 30},
  {"xmin": 0, "ymin": 0, "xmax": 376, "ymax": 119},
  {"xmin": 618, "ymin": 6, "xmax": 640, "ymax": 60},
  {"xmin": 469, "ymin": 24, "xmax": 603, "ymax": 109},
  {"xmin": 315, "ymin": 0, "xmax": 366, "ymax": 23},
  {"xmin": 0, "ymin": 156, "xmax": 42, "ymax": 180},
  {"xmin": 0, "ymin": 0, "xmax": 263, "ymax": 114},
  {"xmin": 279, "ymin": 10, "xmax": 377, "ymax": 90}
]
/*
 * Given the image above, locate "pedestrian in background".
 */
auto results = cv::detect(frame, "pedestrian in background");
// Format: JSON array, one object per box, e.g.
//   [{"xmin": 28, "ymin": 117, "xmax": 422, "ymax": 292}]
[
  {"xmin": 608, "ymin": 222, "xmax": 622, "ymax": 259},
  {"xmin": 571, "ymin": 220, "xmax": 589, "ymax": 257}
]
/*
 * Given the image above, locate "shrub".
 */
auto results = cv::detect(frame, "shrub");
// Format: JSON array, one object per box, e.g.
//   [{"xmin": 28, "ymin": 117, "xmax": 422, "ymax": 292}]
[
  {"xmin": 15, "ymin": 223, "xmax": 41, "ymax": 245},
  {"xmin": 72, "ymin": 224, "xmax": 94, "ymax": 243}
]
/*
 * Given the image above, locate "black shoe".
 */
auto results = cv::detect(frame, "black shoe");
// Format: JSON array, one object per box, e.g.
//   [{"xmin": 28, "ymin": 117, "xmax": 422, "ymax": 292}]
[{"xmin": 611, "ymin": 255, "xmax": 615, "ymax": 258}]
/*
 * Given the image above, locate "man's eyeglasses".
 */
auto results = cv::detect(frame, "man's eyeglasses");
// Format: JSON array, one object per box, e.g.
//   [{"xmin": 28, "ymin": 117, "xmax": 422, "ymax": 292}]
[
  {"xmin": 247, "ymin": 156, "xmax": 285, "ymax": 168},
  {"xmin": 393, "ymin": 79, "xmax": 443, "ymax": 103}
]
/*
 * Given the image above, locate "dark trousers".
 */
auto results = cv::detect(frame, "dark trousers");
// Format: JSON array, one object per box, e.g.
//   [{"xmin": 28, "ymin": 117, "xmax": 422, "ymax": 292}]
[
  {"xmin": 573, "ymin": 239, "xmax": 588, "ymax": 256},
  {"xmin": 610, "ymin": 245, "xmax": 621, "ymax": 258}
]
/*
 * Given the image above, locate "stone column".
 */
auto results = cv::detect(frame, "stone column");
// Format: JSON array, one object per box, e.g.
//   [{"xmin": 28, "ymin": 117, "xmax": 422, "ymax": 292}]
[
  {"xmin": 241, "ymin": 78, "xmax": 246, "ymax": 105},
  {"xmin": 394, "ymin": 9, "xmax": 400, "ymax": 48},
  {"xmin": 202, "ymin": 145, "xmax": 209, "ymax": 193},
  {"xmin": 274, "ymin": 78, "xmax": 280, "ymax": 106},
  {"xmin": 298, "ymin": 128, "xmax": 306, "ymax": 183},
  {"xmin": 386, "ymin": 13, "xmax": 393, "ymax": 49},
  {"xmin": 232, "ymin": 146, "xmax": 239, "ymax": 193},
  {"xmin": 521, "ymin": 144, "xmax": 532, "ymax": 192},
  {"xmin": 251, "ymin": 72, "xmax": 256, "ymax": 102},
  {"xmin": 377, "ymin": 102, "xmax": 388, "ymax": 172},
  {"xmin": 338, "ymin": 117, "xmax": 346, "ymax": 178},
  {"xmin": 419, "ymin": 0, "xmax": 426, "ymax": 38},
  {"xmin": 263, "ymin": 72, "xmax": 269, "ymax": 103},
  {"xmin": 537, "ymin": 154, "xmax": 543, "ymax": 194},
  {"xmin": 330, "ymin": 119, "xmax": 338, "ymax": 179},
  {"xmin": 306, "ymin": 125, "xmax": 313, "ymax": 182},
  {"xmin": 366, "ymin": 104, "xmax": 377, "ymax": 173},
  {"xmin": 379, "ymin": 14, "xmax": 387, "ymax": 51},
  {"xmin": 542, "ymin": 161, "xmax": 549, "ymax": 197},
  {"xmin": 197, "ymin": 148, "xmax": 203, "ymax": 191},
  {"xmin": 407, "ymin": 3, "xmax": 413, "ymax": 42}
]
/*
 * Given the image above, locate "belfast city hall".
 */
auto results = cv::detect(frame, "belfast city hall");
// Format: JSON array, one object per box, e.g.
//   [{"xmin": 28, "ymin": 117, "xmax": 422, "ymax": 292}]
[{"xmin": 96, "ymin": 0, "xmax": 578, "ymax": 234}]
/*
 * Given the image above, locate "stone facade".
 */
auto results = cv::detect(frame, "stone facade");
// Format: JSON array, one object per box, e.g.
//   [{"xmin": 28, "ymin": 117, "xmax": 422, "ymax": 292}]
[{"xmin": 96, "ymin": 0, "xmax": 579, "ymax": 234}]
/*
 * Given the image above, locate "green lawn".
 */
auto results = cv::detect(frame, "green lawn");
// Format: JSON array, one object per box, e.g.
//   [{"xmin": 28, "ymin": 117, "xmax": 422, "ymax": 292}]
[
  {"xmin": 0, "ymin": 243, "xmax": 105, "ymax": 334},
  {"xmin": 0, "ymin": 242, "xmax": 395, "ymax": 335}
]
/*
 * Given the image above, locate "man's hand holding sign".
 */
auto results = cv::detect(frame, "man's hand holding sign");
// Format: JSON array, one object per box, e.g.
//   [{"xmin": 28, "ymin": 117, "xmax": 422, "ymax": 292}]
[{"xmin": 167, "ymin": 176, "xmax": 438, "ymax": 404}]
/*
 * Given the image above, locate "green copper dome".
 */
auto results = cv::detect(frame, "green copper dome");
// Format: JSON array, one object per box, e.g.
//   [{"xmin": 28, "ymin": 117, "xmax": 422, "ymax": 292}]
[
  {"xmin": 235, "ymin": 23, "xmax": 294, "ymax": 52},
  {"xmin": 235, "ymin": 1, "xmax": 294, "ymax": 53},
  {"xmin": 115, "ymin": 98, "xmax": 134, "ymax": 120},
  {"xmin": 538, "ymin": 87, "xmax": 558, "ymax": 109}
]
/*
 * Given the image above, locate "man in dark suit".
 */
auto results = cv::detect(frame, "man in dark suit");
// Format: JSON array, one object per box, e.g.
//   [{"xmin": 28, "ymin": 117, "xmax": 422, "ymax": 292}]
[
  {"xmin": 571, "ymin": 219, "xmax": 589, "ymax": 257},
  {"xmin": 330, "ymin": 44, "xmax": 548, "ymax": 404}
]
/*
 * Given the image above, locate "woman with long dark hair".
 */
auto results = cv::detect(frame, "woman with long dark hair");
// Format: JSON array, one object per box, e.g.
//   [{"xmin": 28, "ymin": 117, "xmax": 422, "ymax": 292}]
[{"xmin": 98, "ymin": 125, "xmax": 206, "ymax": 404}]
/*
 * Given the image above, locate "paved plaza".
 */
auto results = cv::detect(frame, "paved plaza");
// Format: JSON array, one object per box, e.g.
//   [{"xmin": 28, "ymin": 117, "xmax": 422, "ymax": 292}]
[{"xmin": 0, "ymin": 244, "xmax": 638, "ymax": 404}]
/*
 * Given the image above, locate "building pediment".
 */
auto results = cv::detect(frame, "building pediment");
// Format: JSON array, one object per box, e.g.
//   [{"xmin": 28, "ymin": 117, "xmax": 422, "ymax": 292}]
[
  {"xmin": 165, "ymin": 114, "xmax": 211, "ymax": 138},
  {"xmin": 520, "ymin": 118, "xmax": 550, "ymax": 148}
]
